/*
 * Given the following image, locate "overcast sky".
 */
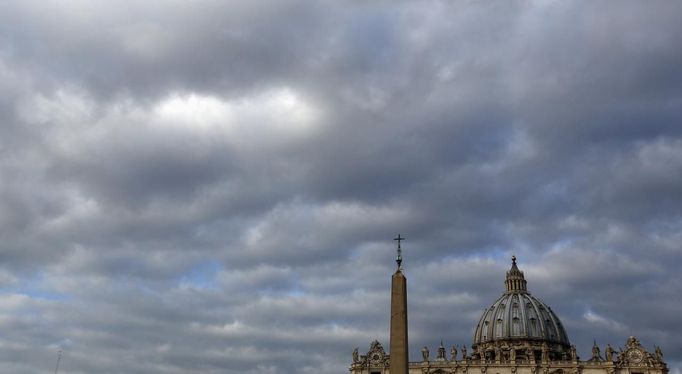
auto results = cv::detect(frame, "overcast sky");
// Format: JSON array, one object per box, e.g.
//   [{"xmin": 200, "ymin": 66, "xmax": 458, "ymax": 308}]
[{"xmin": 1, "ymin": 1, "xmax": 681, "ymax": 373}]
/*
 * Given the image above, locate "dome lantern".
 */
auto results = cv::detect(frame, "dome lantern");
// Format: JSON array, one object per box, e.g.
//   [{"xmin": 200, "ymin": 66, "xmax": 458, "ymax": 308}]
[{"xmin": 505, "ymin": 256, "xmax": 528, "ymax": 293}]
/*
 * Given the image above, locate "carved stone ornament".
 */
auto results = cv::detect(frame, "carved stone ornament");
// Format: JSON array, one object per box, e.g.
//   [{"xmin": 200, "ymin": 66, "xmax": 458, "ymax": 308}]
[
  {"xmin": 366, "ymin": 340, "xmax": 388, "ymax": 367},
  {"xmin": 369, "ymin": 351, "xmax": 383, "ymax": 365},
  {"xmin": 626, "ymin": 348, "xmax": 644, "ymax": 364},
  {"xmin": 623, "ymin": 336, "xmax": 647, "ymax": 366}
]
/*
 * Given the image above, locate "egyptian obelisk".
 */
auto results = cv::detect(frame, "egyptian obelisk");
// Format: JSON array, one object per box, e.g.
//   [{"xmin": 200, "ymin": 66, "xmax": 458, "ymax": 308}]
[{"xmin": 390, "ymin": 234, "xmax": 408, "ymax": 374}]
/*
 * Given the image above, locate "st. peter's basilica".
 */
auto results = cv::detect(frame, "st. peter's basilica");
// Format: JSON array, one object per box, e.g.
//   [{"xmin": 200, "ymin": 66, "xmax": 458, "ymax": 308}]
[{"xmin": 349, "ymin": 242, "xmax": 667, "ymax": 374}]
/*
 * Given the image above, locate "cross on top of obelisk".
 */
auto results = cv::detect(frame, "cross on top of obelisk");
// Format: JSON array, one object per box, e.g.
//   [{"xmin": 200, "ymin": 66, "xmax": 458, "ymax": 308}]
[{"xmin": 394, "ymin": 234, "xmax": 405, "ymax": 269}]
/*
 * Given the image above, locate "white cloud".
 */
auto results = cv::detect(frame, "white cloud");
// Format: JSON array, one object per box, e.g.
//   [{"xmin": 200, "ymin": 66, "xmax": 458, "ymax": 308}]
[
  {"xmin": 152, "ymin": 88, "xmax": 321, "ymax": 144},
  {"xmin": 583, "ymin": 310, "xmax": 627, "ymax": 333}
]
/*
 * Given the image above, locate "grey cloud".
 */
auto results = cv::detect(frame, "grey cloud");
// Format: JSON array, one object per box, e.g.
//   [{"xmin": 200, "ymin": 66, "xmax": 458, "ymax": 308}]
[{"xmin": 0, "ymin": 1, "xmax": 681, "ymax": 373}]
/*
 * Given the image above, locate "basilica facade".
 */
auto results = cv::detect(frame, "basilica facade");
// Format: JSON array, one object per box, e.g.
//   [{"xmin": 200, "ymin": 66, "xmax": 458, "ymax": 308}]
[{"xmin": 349, "ymin": 254, "xmax": 668, "ymax": 374}]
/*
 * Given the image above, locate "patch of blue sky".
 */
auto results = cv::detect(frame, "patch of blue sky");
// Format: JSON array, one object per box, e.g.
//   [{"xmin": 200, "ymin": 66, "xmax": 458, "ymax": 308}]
[
  {"xmin": 177, "ymin": 260, "xmax": 222, "ymax": 290},
  {"xmin": 286, "ymin": 288, "xmax": 305, "ymax": 297},
  {"xmin": 548, "ymin": 239, "xmax": 574, "ymax": 252},
  {"xmin": 8, "ymin": 273, "xmax": 70, "ymax": 301},
  {"xmin": 18, "ymin": 289, "xmax": 70, "ymax": 301}
]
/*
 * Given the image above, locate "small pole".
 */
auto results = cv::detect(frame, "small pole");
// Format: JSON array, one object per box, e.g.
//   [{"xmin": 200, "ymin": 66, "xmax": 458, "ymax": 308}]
[{"xmin": 54, "ymin": 349, "xmax": 62, "ymax": 374}]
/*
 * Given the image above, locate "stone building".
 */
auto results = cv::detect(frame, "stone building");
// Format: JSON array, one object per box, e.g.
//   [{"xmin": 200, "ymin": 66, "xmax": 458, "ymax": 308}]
[{"xmin": 350, "ymin": 249, "xmax": 667, "ymax": 374}]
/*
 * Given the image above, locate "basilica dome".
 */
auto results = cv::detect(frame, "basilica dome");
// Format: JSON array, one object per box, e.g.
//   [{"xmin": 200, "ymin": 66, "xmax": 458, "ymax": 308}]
[{"xmin": 471, "ymin": 257, "xmax": 571, "ymax": 362}]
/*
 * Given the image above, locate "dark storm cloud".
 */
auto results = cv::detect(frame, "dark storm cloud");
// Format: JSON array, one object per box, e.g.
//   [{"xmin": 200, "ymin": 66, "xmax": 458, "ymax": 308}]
[{"xmin": 0, "ymin": 1, "xmax": 681, "ymax": 373}]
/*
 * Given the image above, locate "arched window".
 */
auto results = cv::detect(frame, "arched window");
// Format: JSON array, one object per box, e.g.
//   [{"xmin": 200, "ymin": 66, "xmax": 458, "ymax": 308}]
[
  {"xmin": 529, "ymin": 318, "xmax": 538, "ymax": 336},
  {"xmin": 545, "ymin": 319, "xmax": 555, "ymax": 339},
  {"xmin": 512, "ymin": 317, "xmax": 521, "ymax": 335}
]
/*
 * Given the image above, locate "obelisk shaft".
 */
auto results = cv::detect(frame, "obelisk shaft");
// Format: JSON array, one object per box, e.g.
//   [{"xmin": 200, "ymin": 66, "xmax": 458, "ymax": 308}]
[{"xmin": 389, "ymin": 269, "xmax": 408, "ymax": 374}]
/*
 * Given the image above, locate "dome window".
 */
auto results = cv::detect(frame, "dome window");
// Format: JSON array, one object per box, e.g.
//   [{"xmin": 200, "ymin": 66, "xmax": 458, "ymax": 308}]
[
  {"xmin": 512, "ymin": 317, "xmax": 521, "ymax": 335},
  {"xmin": 529, "ymin": 318, "xmax": 539, "ymax": 336}
]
